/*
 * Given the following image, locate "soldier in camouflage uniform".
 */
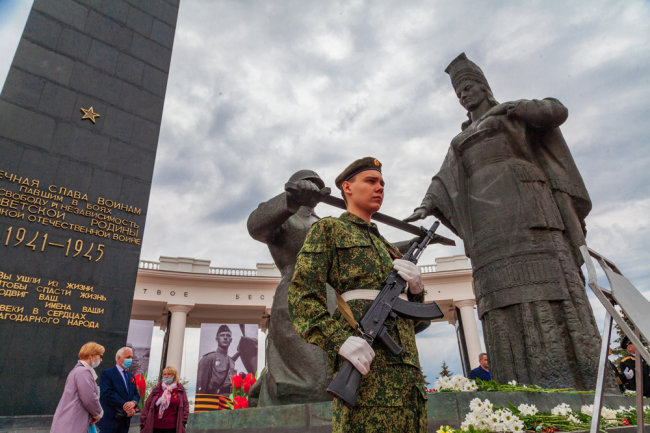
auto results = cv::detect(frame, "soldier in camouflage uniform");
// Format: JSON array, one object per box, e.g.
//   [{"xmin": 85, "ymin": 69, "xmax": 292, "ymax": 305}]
[{"xmin": 288, "ymin": 157, "xmax": 428, "ymax": 433}]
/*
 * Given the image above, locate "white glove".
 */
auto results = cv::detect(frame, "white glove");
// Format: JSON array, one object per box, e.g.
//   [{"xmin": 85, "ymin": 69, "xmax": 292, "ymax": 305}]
[
  {"xmin": 338, "ymin": 336, "xmax": 375, "ymax": 375},
  {"xmin": 393, "ymin": 258, "xmax": 424, "ymax": 294},
  {"xmin": 624, "ymin": 367, "xmax": 634, "ymax": 380}
]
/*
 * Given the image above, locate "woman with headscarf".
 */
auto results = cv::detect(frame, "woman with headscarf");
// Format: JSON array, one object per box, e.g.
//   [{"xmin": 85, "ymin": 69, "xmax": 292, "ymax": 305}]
[
  {"xmin": 140, "ymin": 366, "xmax": 189, "ymax": 433},
  {"xmin": 50, "ymin": 342, "xmax": 104, "ymax": 433},
  {"xmin": 406, "ymin": 53, "xmax": 602, "ymax": 389}
]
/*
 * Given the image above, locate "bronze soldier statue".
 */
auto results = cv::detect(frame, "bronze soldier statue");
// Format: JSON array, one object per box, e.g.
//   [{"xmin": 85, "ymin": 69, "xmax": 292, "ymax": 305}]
[
  {"xmin": 405, "ymin": 53, "xmax": 602, "ymax": 389},
  {"xmin": 246, "ymin": 170, "xmax": 332, "ymax": 406}
]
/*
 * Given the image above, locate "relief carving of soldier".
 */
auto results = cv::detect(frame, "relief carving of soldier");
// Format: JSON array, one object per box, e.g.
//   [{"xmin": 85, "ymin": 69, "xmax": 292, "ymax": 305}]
[{"xmin": 405, "ymin": 53, "xmax": 602, "ymax": 389}]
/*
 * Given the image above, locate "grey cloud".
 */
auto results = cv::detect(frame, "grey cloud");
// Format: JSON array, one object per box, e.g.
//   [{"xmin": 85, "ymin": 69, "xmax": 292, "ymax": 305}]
[{"xmin": 131, "ymin": 0, "xmax": 650, "ymax": 384}]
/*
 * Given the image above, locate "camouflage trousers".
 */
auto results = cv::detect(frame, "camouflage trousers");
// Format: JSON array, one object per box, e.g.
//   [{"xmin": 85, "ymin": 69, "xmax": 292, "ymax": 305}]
[{"xmin": 332, "ymin": 381, "xmax": 427, "ymax": 433}]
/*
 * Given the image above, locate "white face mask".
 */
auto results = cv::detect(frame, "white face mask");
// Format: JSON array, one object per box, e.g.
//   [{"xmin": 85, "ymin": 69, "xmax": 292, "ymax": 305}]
[{"xmin": 91, "ymin": 357, "xmax": 101, "ymax": 368}]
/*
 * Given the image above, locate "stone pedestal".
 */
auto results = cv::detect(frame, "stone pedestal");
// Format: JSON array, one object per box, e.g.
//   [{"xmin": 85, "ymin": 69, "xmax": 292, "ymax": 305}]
[
  {"xmin": 186, "ymin": 392, "xmax": 646, "ymax": 433},
  {"xmin": 1, "ymin": 393, "xmax": 646, "ymax": 433}
]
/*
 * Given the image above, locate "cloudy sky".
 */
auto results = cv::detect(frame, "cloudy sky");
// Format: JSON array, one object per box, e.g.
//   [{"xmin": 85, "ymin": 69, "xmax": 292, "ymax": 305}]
[{"xmin": 1, "ymin": 0, "xmax": 649, "ymax": 389}]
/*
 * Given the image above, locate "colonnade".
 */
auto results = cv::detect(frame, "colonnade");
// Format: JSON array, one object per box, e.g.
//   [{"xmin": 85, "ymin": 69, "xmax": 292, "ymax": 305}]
[{"xmin": 132, "ymin": 255, "xmax": 482, "ymax": 373}]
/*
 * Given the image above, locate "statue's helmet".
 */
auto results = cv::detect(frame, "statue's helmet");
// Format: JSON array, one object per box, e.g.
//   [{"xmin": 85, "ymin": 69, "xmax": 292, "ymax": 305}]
[
  {"xmin": 445, "ymin": 52, "xmax": 498, "ymax": 112},
  {"xmin": 445, "ymin": 52, "xmax": 491, "ymax": 94},
  {"xmin": 288, "ymin": 169, "xmax": 325, "ymax": 189}
]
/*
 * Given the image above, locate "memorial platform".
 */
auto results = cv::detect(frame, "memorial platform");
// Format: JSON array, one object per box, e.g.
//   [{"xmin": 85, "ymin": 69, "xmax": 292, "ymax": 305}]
[
  {"xmin": 188, "ymin": 392, "xmax": 645, "ymax": 433},
  {"xmin": 1, "ymin": 392, "xmax": 645, "ymax": 433}
]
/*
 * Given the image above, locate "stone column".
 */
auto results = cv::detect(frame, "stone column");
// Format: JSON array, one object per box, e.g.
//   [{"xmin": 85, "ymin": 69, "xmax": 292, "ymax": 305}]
[
  {"xmin": 165, "ymin": 305, "xmax": 193, "ymax": 371},
  {"xmin": 255, "ymin": 328, "xmax": 266, "ymax": 369},
  {"xmin": 456, "ymin": 300, "xmax": 482, "ymax": 369}
]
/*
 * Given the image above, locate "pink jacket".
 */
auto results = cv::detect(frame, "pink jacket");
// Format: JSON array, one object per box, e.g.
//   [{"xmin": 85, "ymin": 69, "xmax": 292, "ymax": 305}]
[
  {"xmin": 50, "ymin": 361, "xmax": 103, "ymax": 433},
  {"xmin": 140, "ymin": 382, "xmax": 189, "ymax": 433}
]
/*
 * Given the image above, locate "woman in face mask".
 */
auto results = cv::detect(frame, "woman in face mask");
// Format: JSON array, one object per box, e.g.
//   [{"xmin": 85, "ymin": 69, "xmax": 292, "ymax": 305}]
[
  {"xmin": 50, "ymin": 341, "xmax": 105, "ymax": 433},
  {"xmin": 140, "ymin": 366, "xmax": 189, "ymax": 433}
]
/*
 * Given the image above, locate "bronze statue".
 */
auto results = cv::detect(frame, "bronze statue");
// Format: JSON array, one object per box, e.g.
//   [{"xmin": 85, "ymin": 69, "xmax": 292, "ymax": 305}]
[
  {"xmin": 246, "ymin": 170, "xmax": 332, "ymax": 405},
  {"xmin": 405, "ymin": 53, "xmax": 602, "ymax": 389}
]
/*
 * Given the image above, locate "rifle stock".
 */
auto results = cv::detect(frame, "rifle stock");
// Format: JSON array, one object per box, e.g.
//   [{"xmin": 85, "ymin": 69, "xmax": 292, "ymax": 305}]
[{"xmin": 327, "ymin": 361, "xmax": 363, "ymax": 408}]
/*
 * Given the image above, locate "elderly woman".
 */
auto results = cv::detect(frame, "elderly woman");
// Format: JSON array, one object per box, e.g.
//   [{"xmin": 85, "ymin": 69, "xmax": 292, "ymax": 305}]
[
  {"xmin": 50, "ymin": 342, "xmax": 104, "ymax": 433},
  {"xmin": 406, "ymin": 53, "xmax": 602, "ymax": 389},
  {"xmin": 141, "ymin": 366, "xmax": 189, "ymax": 433}
]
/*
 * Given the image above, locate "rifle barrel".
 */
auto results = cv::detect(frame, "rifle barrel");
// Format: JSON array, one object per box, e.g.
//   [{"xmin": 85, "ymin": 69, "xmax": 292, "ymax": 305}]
[{"xmin": 318, "ymin": 193, "xmax": 455, "ymax": 246}]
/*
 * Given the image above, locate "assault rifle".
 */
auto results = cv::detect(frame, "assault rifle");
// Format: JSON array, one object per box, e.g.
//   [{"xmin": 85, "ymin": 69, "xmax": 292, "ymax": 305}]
[{"xmin": 326, "ymin": 220, "xmax": 445, "ymax": 408}]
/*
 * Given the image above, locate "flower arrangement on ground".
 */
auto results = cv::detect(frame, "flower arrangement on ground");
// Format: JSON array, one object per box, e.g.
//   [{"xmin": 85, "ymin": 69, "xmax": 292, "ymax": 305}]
[
  {"xmin": 452, "ymin": 398, "xmax": 650, "ymax": 433},
  {"xmin": 427, "ymin": 375, "xmax": 650, "ymax": 432},
  {"xmin": 459, "ymin": 398, "xmax": 524, "ymax": 432},
  {"xmin": 472, "ymin": 379, "xmax": 592, "ymax": 394},
  {"xmin": 434, "ymin": 374, "xmax": 478, "ymax": 392},
  {"xmin": 429, "ymin": 377, "xmax": 591, "ymax": 394}
]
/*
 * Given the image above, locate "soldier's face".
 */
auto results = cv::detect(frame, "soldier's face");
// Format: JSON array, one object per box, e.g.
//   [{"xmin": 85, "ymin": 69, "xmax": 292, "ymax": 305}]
[
  {"xmin": 217, "ymin": 331, "xmax": 232, "ymax": 349},
  {"xmin": 343, "ymin": 171, "xmax": 384, "ymax": 215}
]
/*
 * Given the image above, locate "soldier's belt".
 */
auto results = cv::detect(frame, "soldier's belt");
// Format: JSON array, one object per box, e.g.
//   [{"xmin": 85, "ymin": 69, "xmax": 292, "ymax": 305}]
[{"xmin": 341, "ymin": 290, "xmax": 408, "ymax": 302}]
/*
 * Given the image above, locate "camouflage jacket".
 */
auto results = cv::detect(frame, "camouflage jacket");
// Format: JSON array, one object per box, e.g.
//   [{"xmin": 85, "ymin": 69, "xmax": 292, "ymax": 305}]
[{"xmin": 288, "ymin": 212, "xmax": 425, "ymax": 403}]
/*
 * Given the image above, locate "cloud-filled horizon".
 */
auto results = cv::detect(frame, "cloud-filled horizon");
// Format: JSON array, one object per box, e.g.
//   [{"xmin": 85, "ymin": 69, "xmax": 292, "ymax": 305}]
[{"xmin": 1, "ymin": 0, "xmax": 648, "ymax": 391}]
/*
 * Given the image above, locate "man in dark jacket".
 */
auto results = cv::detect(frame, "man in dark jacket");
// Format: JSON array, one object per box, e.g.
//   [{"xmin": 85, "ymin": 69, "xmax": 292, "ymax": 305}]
[
  {"xmin": 469, "ymin": 353, "xmax": 491, "ymax": 381},
  {"xmin": 97, "ymin": 347, "xmax": 140, "ymax": 433}
]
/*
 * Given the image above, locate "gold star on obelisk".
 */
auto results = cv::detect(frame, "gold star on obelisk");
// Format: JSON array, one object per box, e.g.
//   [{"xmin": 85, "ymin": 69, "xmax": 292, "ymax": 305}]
[{"xmin": 80, "ymin": 106, "xmax": 100, "ymax": 124}]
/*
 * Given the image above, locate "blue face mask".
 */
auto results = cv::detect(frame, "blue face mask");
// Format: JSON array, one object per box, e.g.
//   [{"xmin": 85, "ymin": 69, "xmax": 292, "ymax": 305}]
[
  {"xmin": 123, "ymin": 358, "xmax": 132, "ymax": 368},
  {"xmin": 162, "ymin": 377, "xmax": 173, "ymax": 385}
]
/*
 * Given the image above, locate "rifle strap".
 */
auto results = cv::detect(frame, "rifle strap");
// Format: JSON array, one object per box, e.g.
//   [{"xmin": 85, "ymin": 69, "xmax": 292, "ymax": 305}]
[{"xmin": 335, "ymin": 291, "xmax": 359, "ymax": 330}]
